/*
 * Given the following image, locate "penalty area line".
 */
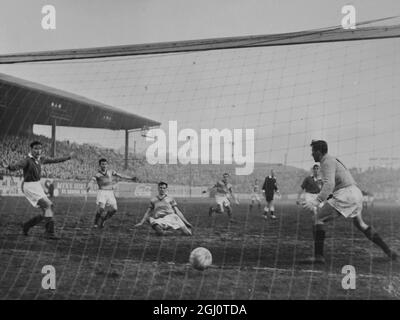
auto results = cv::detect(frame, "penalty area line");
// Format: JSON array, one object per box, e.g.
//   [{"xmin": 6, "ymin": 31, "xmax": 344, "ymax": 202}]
[
  {"xmin": 251, "ymin": 266, "xmax": 398, "ymax": 280},
  {"xmin": 145, "ymin": 262, "xmax": 399, "ymax": 281}
]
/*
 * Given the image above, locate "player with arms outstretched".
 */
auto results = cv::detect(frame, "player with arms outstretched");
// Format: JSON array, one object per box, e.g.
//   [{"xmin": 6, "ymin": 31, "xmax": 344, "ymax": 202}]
[
  {"xmin": 134, "ymin": 181, "xmax": 192, "ymax": 236},
  {"xmin": 86, "ymin": 158, "xmax": 136, "ymax": 228},
  {"xmin": 208, "ymin": 173, "xmax": 239, "ymax": 222},
  {"xmin": 1, "ymin": 141, "xmax": 75, "ymax": 240},
  {"xmin": 301, "ymin": 140, "xmax": 397, "ymax": 264},
  {"xmin": 249, "ymin": 179, "xmax": 262, "ymax": 213}
]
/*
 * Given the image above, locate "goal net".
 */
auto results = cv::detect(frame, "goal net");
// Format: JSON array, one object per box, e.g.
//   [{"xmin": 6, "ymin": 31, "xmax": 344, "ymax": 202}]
[{"xmin": 0, "ymin": 19, "xmax": 400, "ymax": 300}]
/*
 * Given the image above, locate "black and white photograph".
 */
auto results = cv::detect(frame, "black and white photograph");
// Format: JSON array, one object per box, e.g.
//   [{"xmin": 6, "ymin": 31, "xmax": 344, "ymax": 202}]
[{"xmin": 0, "ymin": 0, "xmax": 400, "ymax": 303}]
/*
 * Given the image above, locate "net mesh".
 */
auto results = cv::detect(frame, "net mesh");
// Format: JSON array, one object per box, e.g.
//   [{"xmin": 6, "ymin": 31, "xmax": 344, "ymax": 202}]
[{"xmin": 0, "ymin": 26, "xmax": 400, "ymax": 300}]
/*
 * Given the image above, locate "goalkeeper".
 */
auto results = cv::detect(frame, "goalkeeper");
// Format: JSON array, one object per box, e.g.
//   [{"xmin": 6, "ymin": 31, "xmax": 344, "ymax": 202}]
[{"xmin": 300, "ymin": 140, "xmax": 397, "ymax": 264}]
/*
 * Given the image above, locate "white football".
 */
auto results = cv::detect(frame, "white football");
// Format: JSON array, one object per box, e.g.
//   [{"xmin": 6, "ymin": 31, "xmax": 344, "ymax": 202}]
[{"xmin": 189, "ymin": 247, "xmax": 212, "ymax": 271}]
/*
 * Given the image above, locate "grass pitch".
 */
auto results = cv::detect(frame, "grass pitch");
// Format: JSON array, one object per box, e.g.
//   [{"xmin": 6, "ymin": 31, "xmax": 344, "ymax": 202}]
[{"xmin": 0, "ymin": 197, "xmax": 399, "ymax": 299}]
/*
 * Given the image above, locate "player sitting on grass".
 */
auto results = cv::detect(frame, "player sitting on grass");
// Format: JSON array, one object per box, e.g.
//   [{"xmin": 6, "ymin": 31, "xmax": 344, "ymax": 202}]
[
  {"xmin": 300, "ymin": 140, "xmax": 397, "ymax": 264},
  {"xmin": 208, "ymin": 173, "xmax": 239, "ymax": 222},
  {"xmin": 134, "ymin": 181, "xmax": 193, "ymax": 236},
  {"xmin": 1, "ymin": 140, "xmax": 75, "ymax": 240}
]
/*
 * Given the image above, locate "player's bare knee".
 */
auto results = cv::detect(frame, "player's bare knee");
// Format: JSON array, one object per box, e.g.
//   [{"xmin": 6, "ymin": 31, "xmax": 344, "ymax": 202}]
[
  {"xmin": 313, "ymin": 212, "xmax": 325, "ymax": 225},
  {"xmin": 352, "ymin": 217, "xmax": 361, "ymax": 229},
  {"xmin": 312, "ymin": 215, "xmax": 320, "ymax": 225},
  {"xmin": 352, "ymin": 216, "xmax": 368, "ymax": 231}
]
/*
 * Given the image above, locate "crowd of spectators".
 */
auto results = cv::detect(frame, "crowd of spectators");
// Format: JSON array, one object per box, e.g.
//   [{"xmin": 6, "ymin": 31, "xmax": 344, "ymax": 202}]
[
  {"xmin": 0, "ymin": 134, "xmax": 123, "ymax": 181},
  {"xmin": 0, "ymin": 134, "xmax": 306, "ymax": 193},
  {"xmin": 350, "ymin": 167, "xmax": 400, "ymax": 199},
  {"xmin": 1, "ymin": 134, "xmax": 399, "ymax": 196}
]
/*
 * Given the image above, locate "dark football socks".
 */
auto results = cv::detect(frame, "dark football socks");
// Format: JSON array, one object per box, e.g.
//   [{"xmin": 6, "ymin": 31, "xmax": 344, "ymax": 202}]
[
  {"xmin": 152, "ymin": 224, "xmax": 165, "ymax": 236},
  {"xmin": 105, "ymin": 209, "xmax": 117, "ymax": 220},
  {"xmin": 362, "ymin": 226, "xmax": 392, "ymax": 256},
  {"xmin": 314, "ymin": 225, "xmax": 326, "ymax": 257},
  {"xmin": 44, "ymin": 217, "xmax": 55, "ymax": 234},
  {"xmin": 94, "ymin": 212, "xmax": 101, "ymax": 225},
  {"xmin": 23, "ymin": 215, "xmax": 44, "ymax": 235}
]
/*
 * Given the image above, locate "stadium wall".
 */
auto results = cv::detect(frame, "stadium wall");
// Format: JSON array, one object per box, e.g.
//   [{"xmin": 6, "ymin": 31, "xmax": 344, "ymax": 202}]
[
  {"xmin": 0, "ymin": 176, "xmax": 209, "ymax": 199},
  {"xmin": 2, "ymin": 176, "xmax": 398, "ymax": 201}
]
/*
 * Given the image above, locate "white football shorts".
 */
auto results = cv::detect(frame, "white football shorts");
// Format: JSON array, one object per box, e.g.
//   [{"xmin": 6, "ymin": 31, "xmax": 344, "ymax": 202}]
[
  {"xmin": 327, "ymin": 185, "xmax": 363, "ymax": 218},
  {"xmin": 149, "ymin": 213, "xmax": 186, "ymax": 230},
  {"xmin": 96, "ymin": 189, "xmax": 118, "ymax": 209},
  {"xmin": 215, "ymin": 194, "xmax": 231, "ymax": 212},
  {"xmin": 302, "ymin": 192, "xmax": 319, "ymax": 203},
  {"xmin": 22, "ymin": 181, "xmax": 48, "ymax": 208}
]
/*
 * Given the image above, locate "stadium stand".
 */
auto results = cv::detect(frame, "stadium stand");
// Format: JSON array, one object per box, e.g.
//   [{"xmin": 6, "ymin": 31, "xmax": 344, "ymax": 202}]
[
  {"xmin": 2, "ymin": 133, "xmax": 399, "ymax": 198},
  {"xmin": 0, "ymin": 133, "xmax": 304, "ymax": 192}
]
